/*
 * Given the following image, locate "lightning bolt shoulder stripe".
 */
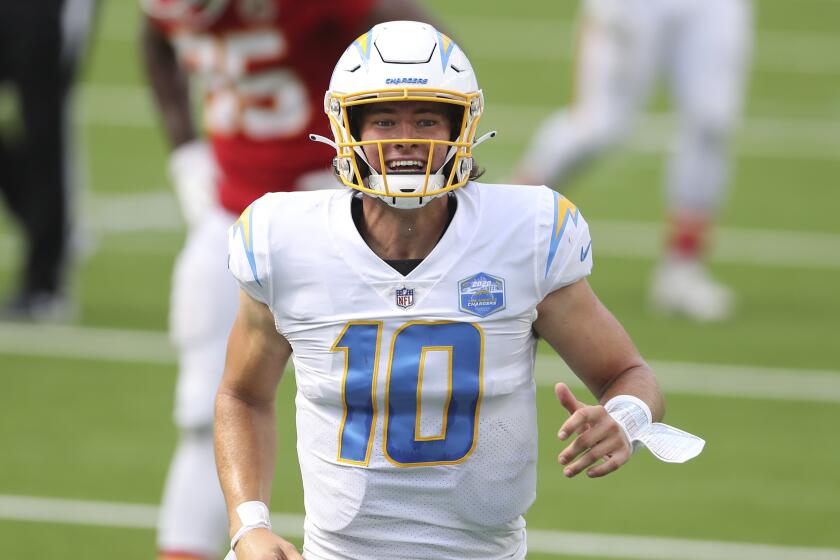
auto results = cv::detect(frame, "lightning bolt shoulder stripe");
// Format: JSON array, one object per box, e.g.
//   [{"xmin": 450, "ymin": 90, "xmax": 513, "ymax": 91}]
[
  {"xmin": 234, "ymin": 203, "xmax": 262, "ymax": 287},
  {"xmin": 544, "ymin": 191, "xmax": 580, "ymax": 278}
]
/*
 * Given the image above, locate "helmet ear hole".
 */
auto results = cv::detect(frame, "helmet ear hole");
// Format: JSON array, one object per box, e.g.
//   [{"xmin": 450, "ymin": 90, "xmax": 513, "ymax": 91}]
[{"xmin": 333, "ymin": 157, "xmax": 354, "ymax": 181}]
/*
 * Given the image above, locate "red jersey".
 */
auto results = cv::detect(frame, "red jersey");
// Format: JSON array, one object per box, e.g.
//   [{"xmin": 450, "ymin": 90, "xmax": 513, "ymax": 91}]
[{"xmin": 149, "ymin": 0, "xmax": 374, "ymax": 213}]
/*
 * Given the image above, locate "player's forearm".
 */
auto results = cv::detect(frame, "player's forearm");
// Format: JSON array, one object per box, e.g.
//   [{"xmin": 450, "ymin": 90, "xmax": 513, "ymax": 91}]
[
  {"xmin": 141, "ymin": 18, "xmax": 196, "ymax": 149},
  {"xmin": 215, "ymin": 293, "xmax": 291, "ymax": 534},
  {"xmin": 535, "ymin": 281, "xmax": 666, "ymax": 421},
  {"xmin": 215, "ymin": 391, "xmax": 278, "ymax": 534},
  {"xmin": 597, "ymin": 363, "xmax": 665, "ymax": 422}
]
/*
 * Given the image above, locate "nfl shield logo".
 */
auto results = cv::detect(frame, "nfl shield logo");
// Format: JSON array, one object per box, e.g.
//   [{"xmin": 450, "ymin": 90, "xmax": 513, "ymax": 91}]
[{"xmin": 395, "ymin": 286, "xmax": 415, "ymax": 309}]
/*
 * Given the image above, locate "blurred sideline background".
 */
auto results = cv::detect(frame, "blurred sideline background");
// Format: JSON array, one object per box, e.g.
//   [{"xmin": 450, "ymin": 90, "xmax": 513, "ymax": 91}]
[{"xmin": 1, "ymin": 0, "xmax": 839, "ymax": 558}]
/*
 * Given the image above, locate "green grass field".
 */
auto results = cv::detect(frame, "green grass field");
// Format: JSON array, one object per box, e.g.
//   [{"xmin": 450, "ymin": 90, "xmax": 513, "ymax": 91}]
[{"xmin": 2, "ymin": 0, "xmax": 839, "ymax": 558}]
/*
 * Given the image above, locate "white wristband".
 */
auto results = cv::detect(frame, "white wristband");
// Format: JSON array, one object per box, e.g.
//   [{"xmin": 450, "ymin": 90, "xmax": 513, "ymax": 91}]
[
  {"xmin": 604, "ymin": 394, "xmax": 652, "ymax": 453},
  {"xmin": 229, "ymin": 501, "xmax": 271, "ymax": 552},
  {"xmin": 605, "ymin": 394, "xmax": 705, "ymax": 463}
]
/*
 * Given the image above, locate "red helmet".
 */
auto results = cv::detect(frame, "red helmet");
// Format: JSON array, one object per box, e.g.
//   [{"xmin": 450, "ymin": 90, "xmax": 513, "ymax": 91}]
[{"xmin": 141, "ymin": 0, "xmax": 229, "ymax": 28}]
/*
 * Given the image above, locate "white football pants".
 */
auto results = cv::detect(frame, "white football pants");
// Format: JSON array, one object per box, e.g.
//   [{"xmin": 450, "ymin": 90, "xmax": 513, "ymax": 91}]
[
  {"xmin": 157, "ymin": 168, "xmax": 338, "ymax": 557},
  {"xmin": 157, "ymin": 206, "xmax": 239, "ymax": 556},
  {"xmin": 521, "ymin": 0, "xmax": 752, "ymax": 216}
]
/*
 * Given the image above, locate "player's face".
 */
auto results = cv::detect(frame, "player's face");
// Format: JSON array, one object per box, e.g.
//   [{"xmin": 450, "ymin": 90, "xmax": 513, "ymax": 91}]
[{"xmin": 358, "ymin": 102, "xmax": 453, "ymax": 175}]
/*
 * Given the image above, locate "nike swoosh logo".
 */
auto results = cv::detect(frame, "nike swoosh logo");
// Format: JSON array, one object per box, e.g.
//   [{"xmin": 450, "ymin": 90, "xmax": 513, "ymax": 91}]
[{"xmin": 580, "ymin": 240, "xmax": 592, "ymax": 262}]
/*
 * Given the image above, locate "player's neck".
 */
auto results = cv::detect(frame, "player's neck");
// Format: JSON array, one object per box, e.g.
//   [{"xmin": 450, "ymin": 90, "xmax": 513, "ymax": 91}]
[{"xmin": 358, "ymin": 195, "xmax": 451, "ymax": 261}]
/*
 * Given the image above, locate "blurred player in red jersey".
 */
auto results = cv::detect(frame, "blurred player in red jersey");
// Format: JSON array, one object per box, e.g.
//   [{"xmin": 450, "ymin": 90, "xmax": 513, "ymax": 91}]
[{"xmin": 141, "ymin": 1, "xmax": 441, "ymax": 558}]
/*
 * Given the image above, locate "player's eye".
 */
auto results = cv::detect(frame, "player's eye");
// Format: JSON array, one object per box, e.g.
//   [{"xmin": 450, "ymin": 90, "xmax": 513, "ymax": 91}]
[{"xmin": 417, "ymin": 118, "xmax": 438, "ymax": 128}]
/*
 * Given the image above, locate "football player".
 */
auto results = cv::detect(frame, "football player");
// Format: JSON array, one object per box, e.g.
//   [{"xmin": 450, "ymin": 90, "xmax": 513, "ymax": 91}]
[
  {"xmin": 140, "ymin": 1, "xmax": 442, "ymax": 559},
  {"xmin": 515, "ymin": 0, "xmax": 753, "ymax": 321},
  {"xmin": 218, "ymin": 21, "xmax": 703, "ymax": 560}
]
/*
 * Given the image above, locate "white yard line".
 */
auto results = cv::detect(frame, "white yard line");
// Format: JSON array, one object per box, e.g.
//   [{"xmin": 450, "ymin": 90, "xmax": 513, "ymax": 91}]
[
  {"xmin": 96, "ymin": 1, "xmax": 840, "ymax": 76},
  {"xmin": 13, "ymin": 189, "xmax": 840, "ymax": 270},
  {"xmin": 0, "ymin": 495, "xmax": 159, "ymax": 530},
  {"xmin": 6, "ymin": 189, "xmax": 840, "ymax": 268},
  {"xmin": 0, "ymin": 323, "xmax": 176, "ymax": 365},
  {"xmin": 4, "ymin": 211, "xmax": 840, "ymax": 274},
  {"xmin": 1, "ymin": 495, "xmax": 838, "ymax": 560},
  {"xmin": 486, "ymin": 104, "xmax": 840, "ymax": 162},
  {"xmin": 451, "ymin": 18, "xmax": 840, "ymax": 76},
  {"xmin": 2, "ymin": 322, "xmax": 840, "ymax": 404},
  {"xmin": 534, "ymin": 356, "xmax": 840, "ymax": 404},
  {"xmin": 77, "ymin": 83, "xmax": 840, "ymax": 161},
  {"xmin": 89, "ymin": 190, "xmax": 184, "ymax": 232},
  {"xmin": 587, "ymin": 220, "xmax": 840, "ymax": 270}
]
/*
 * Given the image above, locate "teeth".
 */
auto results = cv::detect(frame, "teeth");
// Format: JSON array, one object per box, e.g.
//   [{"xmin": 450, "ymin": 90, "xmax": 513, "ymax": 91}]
[{"xmin": 388, "ymin": 160, "xmax": 425, "ymax": 170}]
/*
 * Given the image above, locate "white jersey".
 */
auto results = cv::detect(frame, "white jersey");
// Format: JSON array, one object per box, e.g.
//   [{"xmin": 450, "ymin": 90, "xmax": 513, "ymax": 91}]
[{"xmin": 228, "ymin": 182, "xmax": 593, "ymax": 560}]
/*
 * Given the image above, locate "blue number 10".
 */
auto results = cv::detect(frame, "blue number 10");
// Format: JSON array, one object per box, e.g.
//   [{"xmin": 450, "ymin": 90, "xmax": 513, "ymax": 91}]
[{"xmin": 331, "ymin": 321, "xmax": 484, "ymax": 467}]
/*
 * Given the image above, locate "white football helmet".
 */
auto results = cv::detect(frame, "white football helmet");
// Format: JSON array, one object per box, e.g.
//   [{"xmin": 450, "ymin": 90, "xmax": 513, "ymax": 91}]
[
  {"xmin": 314, "ymin": 21, "xmax": 494, "ymax": 209},
  {"xmin": 141, "ymin": 0, "xmax": 229, "ymax": 28}
]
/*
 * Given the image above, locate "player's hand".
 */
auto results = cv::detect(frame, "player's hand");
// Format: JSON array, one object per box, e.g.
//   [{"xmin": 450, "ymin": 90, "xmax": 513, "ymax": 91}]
[
  {"xmin": 230, "ymin": 527, "xmax": 303, "ymax": 560},
  {"xmin": 168, "ymin": 140, "xmax": 217, "ymax": 229},
  {"xmin": 555, "ymin": 383, "xmax": 631, "ymax": 478}
]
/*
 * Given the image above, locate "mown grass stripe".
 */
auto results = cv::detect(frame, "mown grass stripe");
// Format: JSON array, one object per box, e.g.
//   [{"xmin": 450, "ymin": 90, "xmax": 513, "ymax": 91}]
[
  {"xmin": 1, "ymin": 495, "xmax": 838, "ymax": 560},
  {"xmin": 2, "ymin": 323, "xmax": 839, "ymax": 403}
]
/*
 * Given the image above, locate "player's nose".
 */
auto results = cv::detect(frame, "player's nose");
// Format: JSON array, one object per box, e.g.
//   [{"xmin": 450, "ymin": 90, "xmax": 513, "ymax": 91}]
[{"xmin": 393, "ymin": 122, "xmax": 419, "ymax": 149}]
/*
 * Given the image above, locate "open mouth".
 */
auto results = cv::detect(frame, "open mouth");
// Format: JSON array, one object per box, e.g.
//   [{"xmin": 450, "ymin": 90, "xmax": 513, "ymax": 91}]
[{"xmin": 386, "ymin": 159, "xmax": 427, "ymax": 174}]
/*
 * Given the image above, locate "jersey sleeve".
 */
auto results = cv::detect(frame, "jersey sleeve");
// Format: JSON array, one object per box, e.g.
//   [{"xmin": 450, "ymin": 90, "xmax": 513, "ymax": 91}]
[
  {"xmin": 536, "ymin": 189, "xmax": 594, "ymax": 298},
  {"xmin": 228, "ymin": 198, "xmax": 272, "ymax": 305}
]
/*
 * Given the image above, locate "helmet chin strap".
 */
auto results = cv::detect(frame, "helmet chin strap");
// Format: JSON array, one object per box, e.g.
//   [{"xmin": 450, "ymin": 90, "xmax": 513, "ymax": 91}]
[
  {"xmin": 365, "ymin": 173, "xmax": 447, "ymax": 209},
  {"xmin": 363, "ymin": 139, "xmax": 451, "ymax": 209}
]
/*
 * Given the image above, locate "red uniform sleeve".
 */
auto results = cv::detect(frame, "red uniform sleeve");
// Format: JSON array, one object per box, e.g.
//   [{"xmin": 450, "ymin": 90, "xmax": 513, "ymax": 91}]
[{"xmin": 143, "ymin": 9, "xmax": 177, "ymax": 36}]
